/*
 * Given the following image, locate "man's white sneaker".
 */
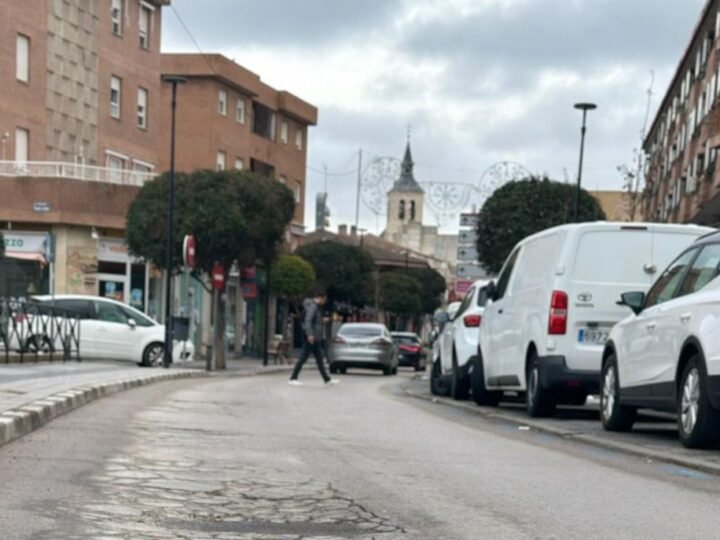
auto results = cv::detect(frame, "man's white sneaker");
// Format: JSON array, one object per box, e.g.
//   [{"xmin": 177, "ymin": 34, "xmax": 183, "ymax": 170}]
[
  {"xmin": 325, "ymin": 379, "xmax": 340, "ymax": 385},
  {"xmin": 288, "ymin": 380, "xmax": 304, "ymax": 386}
]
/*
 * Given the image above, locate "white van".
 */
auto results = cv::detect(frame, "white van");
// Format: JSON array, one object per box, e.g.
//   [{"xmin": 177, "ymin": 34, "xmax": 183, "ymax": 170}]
[{"xmin": 474, "ymin": 222, "xmax": 714, "ymax": 417}]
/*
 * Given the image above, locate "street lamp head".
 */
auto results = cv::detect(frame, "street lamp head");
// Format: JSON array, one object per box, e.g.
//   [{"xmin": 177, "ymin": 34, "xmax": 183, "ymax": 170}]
[
  {"xmin": 162, "ymin": 75, "xmax": 187, "ymax": 85},
  {"xmin": 574, "ymin": 102, "xmax": 598, "ymax": 111}
]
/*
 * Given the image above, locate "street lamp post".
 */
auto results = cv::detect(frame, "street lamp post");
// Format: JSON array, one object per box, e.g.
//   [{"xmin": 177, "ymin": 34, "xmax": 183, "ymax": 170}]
[
  {"xmin": 573, "ymin": 102, "xmax": 597, "ymax": 223},
  {"xmin": 162, "ymin": 75, "xmax": 186, "ymax": 368}
]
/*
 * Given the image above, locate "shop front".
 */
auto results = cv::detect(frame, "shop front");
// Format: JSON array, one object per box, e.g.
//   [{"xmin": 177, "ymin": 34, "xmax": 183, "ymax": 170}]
[{"xmin": 0, "ymin": 231, "xmax": 52, "ymax": 300}]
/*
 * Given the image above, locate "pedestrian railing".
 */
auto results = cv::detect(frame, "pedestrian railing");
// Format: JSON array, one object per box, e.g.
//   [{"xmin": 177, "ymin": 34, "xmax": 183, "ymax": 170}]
[{"xmin": 0, "ymin": 299, "xmax": 81, "ymax": 363}]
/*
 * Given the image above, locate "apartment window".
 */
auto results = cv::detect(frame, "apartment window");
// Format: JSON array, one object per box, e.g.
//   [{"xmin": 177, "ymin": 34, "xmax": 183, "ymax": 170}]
[
  {"xmin": 137, "ymin": 87, "xmax": 148, "ymax": 129},
  {"xmin": 111, "ymin": 0, "xmax": 122, "ymax": 36},
  {"xmin": 280, "ymin": 121, "xmax": 288, "ymax": 144},
  {"xmin": 294, "ymin": 181, "xmax": 302, "ymax": 203},
  {"xmin": 252, "ymin": 102, "xmax": 276, "ymax": 140},
  {"xmin": 295, "ymin": 128, "xmax": 303, "ymax": 150},
  {"xmin": 216, "ymin": 151, "xmax": 226, "ymax": 171},
  {"xmin": 15, "ymin": 128, "xmax": 29, "ymax": 164},
  {"xmin": 236, "ymin": 99, "xmax": 245, "ymax": 124},
  {"xmin": 235, "ymin": 158, "xmax": 244, "ymax": 170},
  {"xmin": 16, "ymin": 34, "xmax": 29, "ymax": 83},
  {"xmin": 106, "ymin": 153, "xmax": 125, "ymax": 182},
  {"xmin": 218, "ymin": 90, "xmax": 228, "ymax": 116},
  {"xmin": 139, "ymin": 4, "xmax": 152, "ymax": 49},
  {"xmin": 110, "ymin": 76, "xmax": 121, "ymax": 119}
]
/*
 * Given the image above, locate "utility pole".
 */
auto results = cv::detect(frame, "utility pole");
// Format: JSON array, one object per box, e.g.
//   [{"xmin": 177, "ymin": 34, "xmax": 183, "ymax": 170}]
[
  {"xmin": 355, "ymin": 149, "xmax": 362, "ymax": 229},
  {"xmin": 574, "ymin": 103, "xmax": 597, "ymax": 222}
]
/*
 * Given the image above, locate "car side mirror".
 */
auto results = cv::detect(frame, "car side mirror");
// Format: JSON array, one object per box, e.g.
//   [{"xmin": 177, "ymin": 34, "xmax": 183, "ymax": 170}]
[
  {"xmin": 485, "ymin": 281, "xmax": 497, "ymax": 301},
  {"xmin": 128, "ymin": 318, "xmax": 137, "ymax": 329},
  {"xmin": 617, "ymin": 292, "xmax": 645, "ymax": 315}
]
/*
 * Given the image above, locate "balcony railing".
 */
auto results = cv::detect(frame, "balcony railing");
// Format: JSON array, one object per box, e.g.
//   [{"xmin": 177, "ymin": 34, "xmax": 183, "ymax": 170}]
[{"xmin": 0, "ymin": 160, "xmax": 155, "ymax": 187}]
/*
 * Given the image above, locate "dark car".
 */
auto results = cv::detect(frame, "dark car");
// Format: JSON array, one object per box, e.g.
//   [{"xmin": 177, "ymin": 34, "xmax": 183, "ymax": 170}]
[{"xmin": 391, "ymin": 332, "xmax": 426, "ymax": 371}]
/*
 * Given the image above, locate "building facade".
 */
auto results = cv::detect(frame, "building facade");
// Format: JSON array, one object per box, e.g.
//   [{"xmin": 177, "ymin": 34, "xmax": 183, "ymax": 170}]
[
  {"xmin": 381, "ymin": 142, "xmax": 458, "ymax": 285},
  {"xmin": 644, "ymin": 0, "xmax": 720, "ymax": 225},
  {"xmin": 0, "ymin": 0, "xmax": 169, "ymax": 314}
]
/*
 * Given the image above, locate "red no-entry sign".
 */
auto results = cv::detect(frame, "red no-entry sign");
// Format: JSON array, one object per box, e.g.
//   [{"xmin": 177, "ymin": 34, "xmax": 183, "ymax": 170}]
[
  {"xmin": 183, "ymin": 235, "xmax": 196, "ymax": 268},
  {"xmin": 212, "ymin": 262, "xmax": 225, "ymax": 290}
]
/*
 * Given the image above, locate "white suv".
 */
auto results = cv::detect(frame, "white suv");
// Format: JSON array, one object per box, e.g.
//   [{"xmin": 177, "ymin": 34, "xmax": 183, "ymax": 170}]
[
  {"xmin": 601, "ymin": 231, "xmax": 720, "ymax": 448},
  {"xmin": 477, "ymin": 222, "xmax": 712, "ymax": 417},
  {"xmin": 431, "ymin": 280, "xmax": 490, "ymax": 400}
]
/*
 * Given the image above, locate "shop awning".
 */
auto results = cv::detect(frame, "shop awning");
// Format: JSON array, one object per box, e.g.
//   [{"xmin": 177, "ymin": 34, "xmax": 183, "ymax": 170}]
[{"xmin": 4, "ymin": 252, "xmax": 47, "ymax": 263}]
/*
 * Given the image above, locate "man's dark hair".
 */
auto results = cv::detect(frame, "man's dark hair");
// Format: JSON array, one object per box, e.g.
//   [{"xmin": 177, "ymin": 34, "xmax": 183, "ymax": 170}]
[{"xmin": 311, "ymin": 286, "xmax": 327, "ymax": 298}]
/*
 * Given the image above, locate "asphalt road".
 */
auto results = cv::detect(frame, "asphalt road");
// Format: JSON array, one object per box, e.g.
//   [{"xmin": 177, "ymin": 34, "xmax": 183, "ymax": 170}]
[{"xmin": 1, "ymin": 370, "xmax": 720, "ymax": 539}]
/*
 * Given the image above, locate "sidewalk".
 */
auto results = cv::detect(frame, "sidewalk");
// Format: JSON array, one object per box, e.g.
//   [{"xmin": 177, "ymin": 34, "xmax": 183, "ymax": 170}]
[{"xmin": 0, "ymin": 358, "xmax": 292, "ymax": 449}]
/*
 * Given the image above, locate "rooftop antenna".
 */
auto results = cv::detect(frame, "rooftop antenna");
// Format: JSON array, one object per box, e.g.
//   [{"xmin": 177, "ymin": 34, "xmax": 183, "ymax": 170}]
[{"xmin": 323, "ymin": 164, "xmax": 328, "ymax": 193}]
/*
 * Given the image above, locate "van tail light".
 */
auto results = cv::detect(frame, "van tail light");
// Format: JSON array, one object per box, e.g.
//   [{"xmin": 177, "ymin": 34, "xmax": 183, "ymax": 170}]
[
  {"xmin": 463, "ymin": 314, "xmax": 482, "ymax": 327},
  {"xmin": 400, "ymin": 344, "xmax": 421, "ymax": 353},
  {"xmin": 333, "ymin": 336, "xmax": 346, "ymax": 344},
  {"xmin": 549, "ymin": 291, "xmax": 568, "ymax": 335}
]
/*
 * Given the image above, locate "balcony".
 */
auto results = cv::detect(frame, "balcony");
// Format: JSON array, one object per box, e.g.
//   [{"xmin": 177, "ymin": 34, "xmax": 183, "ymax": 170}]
[{"xmin": 0, "ymin": 161, "xmax": 155, "ymax": 187}]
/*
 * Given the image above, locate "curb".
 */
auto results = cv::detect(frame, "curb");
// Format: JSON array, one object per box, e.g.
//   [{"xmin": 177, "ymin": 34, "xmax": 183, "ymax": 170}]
[{"xmin": 402, "ymin": 381, "xmax": 720, "ymax": 477}]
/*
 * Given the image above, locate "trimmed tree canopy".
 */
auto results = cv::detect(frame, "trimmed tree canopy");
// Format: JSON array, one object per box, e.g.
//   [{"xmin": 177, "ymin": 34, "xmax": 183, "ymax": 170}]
[
  {"xmin": 271, "ymin": 255, "xmax": 316, "ymax": 300},
  {"xmin": 406, "ymin": 267, "xmax": 446, "ymax": 314},
  {"xmin": 476, "ymin": 176, "xmax": 606, "ymax": 273},
  {"xmin": 379, "ymin": 272, "xmax": 421, "ymax": 316},
  {"xmin": 296, "ymin": 241, "xmax": 374, "ymax": 307},
  {"xmin": 126, "ymin": 169, "xmax": 295, "ymax": 277}
]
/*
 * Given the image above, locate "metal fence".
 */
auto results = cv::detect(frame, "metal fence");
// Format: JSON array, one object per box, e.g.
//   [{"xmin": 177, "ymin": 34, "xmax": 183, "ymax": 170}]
[
  {"xmin": 0, "ymin": 160, "xmax": 154, "ymax": 187},
  {"xmin": 0, "ymin": 299, "xmax": 81, "ymax": 363}
]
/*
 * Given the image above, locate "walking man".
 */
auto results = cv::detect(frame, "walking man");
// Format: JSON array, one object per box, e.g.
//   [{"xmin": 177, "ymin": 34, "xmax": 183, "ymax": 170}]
[{"xmin": 289, "ymin": 288, "xmax": 339, "ymax": 386}]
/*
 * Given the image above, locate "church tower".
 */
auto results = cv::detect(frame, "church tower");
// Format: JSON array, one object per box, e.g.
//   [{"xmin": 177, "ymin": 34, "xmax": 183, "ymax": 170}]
[{"xmin": 385, "ymin": 141, "xmax": 424, "ymax": 237}]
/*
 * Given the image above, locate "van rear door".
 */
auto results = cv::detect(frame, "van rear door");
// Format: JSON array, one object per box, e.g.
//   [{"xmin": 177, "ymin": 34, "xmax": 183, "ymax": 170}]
[{"xmin": 566, "ymin": 227, "xmax": 664, "ymax": 372}]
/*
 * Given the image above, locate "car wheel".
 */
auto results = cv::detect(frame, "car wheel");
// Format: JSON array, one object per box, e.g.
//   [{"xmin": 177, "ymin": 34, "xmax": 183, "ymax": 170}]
[
  {"xmin": 526, "ymin": 351, "xmax": 556, "ymax": 417},
  {"xmin": 600, "ymin": 355, "xmax": 636, "ymax": 432},
  {"xmin": 24, "ymin": 335, "xmax": 54, "ymax": 354},
  {"xmin": 677, "ymin": 355, "xmax": 720, "ymax": 449},
  {"xmin": 392, "ymin": 366, "xmax": 398, "ymax": 375},
  {"xmin": 470, "ymin": 355, "xmax": 502, "ymax": 407},
  {"xmin": 142, "ymin": 342, "xmax": 164, "ymax": 367},
  {"xmin": 450, "ymin": 354, "xmax": 470, "ymax": 400},
  {"xmin": 430, "ymin": 359, "xmax": 447, "ymax": 396},
  {"xmin": 339, "ymin": 367, "xmax": 347, "ymax": 374},
  {"xmin": 383, "ymin": 365, "xmax": 392, "ymax": 376}
]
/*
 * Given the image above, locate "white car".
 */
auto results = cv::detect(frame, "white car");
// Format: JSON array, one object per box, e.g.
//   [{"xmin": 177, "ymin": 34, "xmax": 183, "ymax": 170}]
[
  {"xmin": 601, "ymin": 231, "xmax": 720, "ymax": 448},
  {"xmin": 431, "ymin": 281, "xmax": 491, "ymax": 400},
  {"xmin": 478, "ymin": 222, "xmax": 713, "ymax": 417},
  {"xmin": 32, "ymin": 295, "xmax": 194, "ymax": 366}
]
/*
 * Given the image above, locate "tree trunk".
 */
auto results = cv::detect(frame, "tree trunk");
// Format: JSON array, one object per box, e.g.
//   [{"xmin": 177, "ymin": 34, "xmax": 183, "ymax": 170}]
[{"xmin": 213, "ymin": 288, "xmax": 226, "ymax": 370}]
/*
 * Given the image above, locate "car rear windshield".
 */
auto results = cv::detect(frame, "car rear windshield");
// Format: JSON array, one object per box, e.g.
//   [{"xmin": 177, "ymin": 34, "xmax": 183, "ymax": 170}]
[
  {"xmin": 393, "ymin": 335, "xmax": 419, "ymax": 345},
  {"xmin": 340, "ymin": 326, "xmax": 383, "ymax": 337}
]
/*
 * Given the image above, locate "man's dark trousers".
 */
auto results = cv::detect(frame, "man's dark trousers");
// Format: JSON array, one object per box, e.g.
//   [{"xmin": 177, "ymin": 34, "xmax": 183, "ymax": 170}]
[{"xmin": 290, "ymin": 339, "xmax": 330, "ymax": 382}]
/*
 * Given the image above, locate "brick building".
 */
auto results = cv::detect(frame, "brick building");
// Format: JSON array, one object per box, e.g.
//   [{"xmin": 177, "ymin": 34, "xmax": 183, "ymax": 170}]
[
  {"xmin": 644, "ymin": 0, "xmax": 720, "ymax": 225},
  {"xmin": 0, "ymin": 0, "xmax": 169, "ymax": 314}
]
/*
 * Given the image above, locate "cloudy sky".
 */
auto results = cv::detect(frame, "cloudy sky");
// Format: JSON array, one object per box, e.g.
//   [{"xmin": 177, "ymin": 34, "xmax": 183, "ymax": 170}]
[{"xmin": 162, "ymin": 0, "xmax": 706, "ymax": 233}]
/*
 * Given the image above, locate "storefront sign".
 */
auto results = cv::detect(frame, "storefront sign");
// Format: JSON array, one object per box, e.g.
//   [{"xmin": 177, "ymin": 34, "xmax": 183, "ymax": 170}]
[
  {"xmin": 242, "ymin": 282, "xmax": 257, "ymax": 299},
  {"xmin": 2, "ymin": 231, "xmax": 51, "ymax": 262},
  {"xmin": 241, "ymin": 266, "xmax": 256, "ymax": 280},
  {"xmin": 98, "ymin": 238, "xmax": 142, "ymax": 264},
  {"xmin": 33, "ymin": 202, "xmax": 52, "ymax": 213}
]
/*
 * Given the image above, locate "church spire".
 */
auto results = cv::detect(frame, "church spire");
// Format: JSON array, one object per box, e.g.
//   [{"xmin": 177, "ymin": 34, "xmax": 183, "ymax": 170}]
[{"xmin": 390, "ymin": 138, "xmax": 423, "ymax": 194}]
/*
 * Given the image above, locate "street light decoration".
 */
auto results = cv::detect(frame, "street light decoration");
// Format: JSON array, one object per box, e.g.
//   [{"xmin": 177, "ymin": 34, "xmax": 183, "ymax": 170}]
[{"xmin": 573, "ymin": 102, "xmax": 598, "ymax": 223}]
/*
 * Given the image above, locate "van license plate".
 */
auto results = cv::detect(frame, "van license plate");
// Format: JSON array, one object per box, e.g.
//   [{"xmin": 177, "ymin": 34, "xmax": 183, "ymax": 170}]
[{"xmin": 578, "ymin": 328, "xmax": 608, "ymax": 344}]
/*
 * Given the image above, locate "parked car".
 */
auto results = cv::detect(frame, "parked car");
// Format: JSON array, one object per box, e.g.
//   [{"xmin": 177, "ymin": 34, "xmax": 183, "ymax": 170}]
[
  {"xmin": 31, "ymin": 295, "xmax": 195, "ymax": 366},
  {"xmin": 430, "ymin": 281, "xmax": 491, "ymax": 399},
  {"xmin": 601, "ymin": 230, "xmax": 720, "ymax": 448},
  {"xmin": 477, "ymin": 222, "xmax": 713, "ymax": 417},
  {"xmin": 329, "ymin": 323, "xmax": 398, "ymax": 375},
  {"xmin": 391, "ymin": 332, "xmax": 427, "ymax": 371}
]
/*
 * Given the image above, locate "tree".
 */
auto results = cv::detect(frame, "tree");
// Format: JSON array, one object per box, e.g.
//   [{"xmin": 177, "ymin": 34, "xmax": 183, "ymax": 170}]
[
  {"xmin": 126, "ymin": 169, "xmax": 295, "ymax": 369},
  {"xmin": 379, "ymin": 272, "xmax": 421, "ymax": 330},
  {"xmin": 476, "ymin": 176, "xmax": 606, "ymax": 274},
  {"xmin": 271, "ymin": 255, "xmax": 316, "ymax": 339},
  {"xmin": 406, "ymin": 267, "xmax": 446, "ymax": 314},
  {"xmin": 295, "ymin": 241, "xmax": 374, "ymax": 308}
]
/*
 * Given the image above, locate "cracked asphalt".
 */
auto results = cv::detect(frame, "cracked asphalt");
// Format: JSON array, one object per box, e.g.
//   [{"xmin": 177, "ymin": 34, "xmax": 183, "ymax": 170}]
[{"xmin": 2, "ymin": 370, "xmax": 720, "ymax": 539}]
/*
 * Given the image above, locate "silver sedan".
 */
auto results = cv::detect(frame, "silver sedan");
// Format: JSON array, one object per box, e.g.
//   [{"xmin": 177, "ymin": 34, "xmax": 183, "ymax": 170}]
[{"xmin": 329, "ymin": 323, "xmax": 398, "ymax": 376}]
